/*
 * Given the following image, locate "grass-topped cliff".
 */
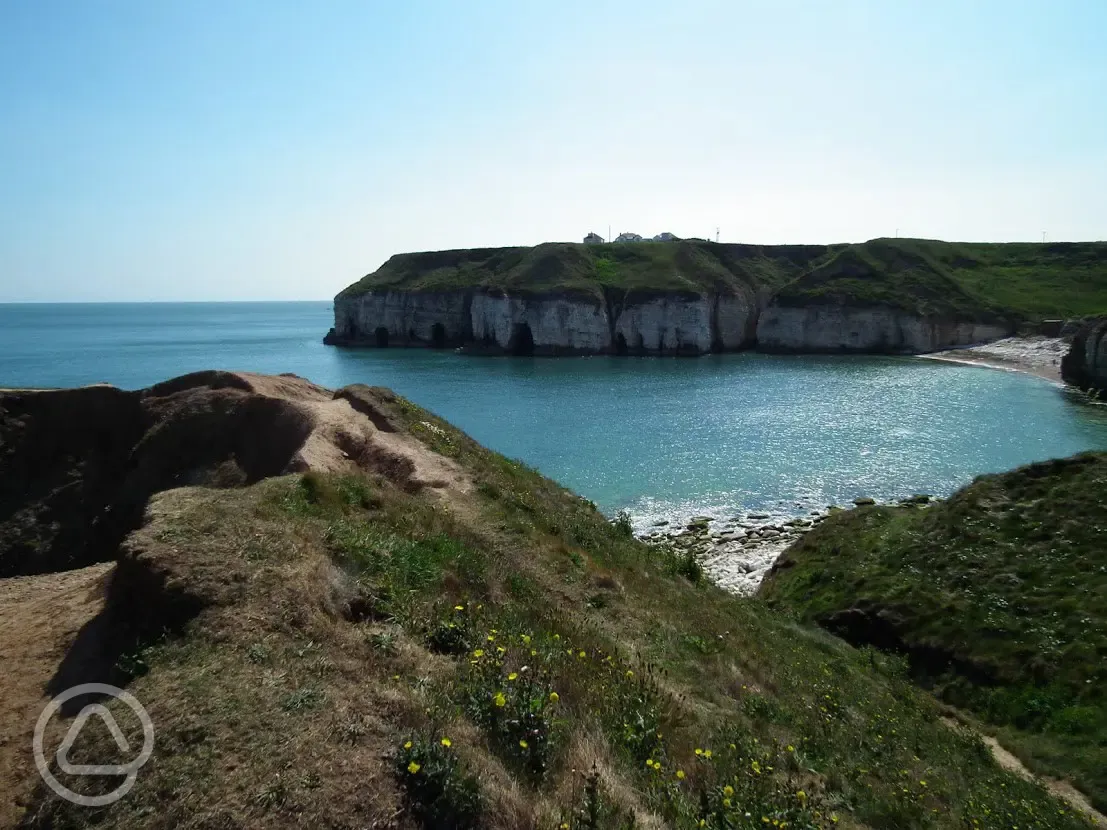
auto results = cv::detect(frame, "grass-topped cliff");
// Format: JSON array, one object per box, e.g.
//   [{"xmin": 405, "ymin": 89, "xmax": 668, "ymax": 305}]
[
  {"xmin": 338, "ymin": 237, "xmax": 1107, "ymax": 321},
  {"xmin": 773, "ymin": 239, "xmax": 1107, "ymax": 321},
  {"xmin": 8, "ymin": 374, "xmax": 1096, "ymax": 829},
  {"xmin": 760, "ymin": 453, "xmax": 1107, "ymax": 813},
  {"xmin": 337, "ymin": 239, "xmax": 831, "ymax": 301}
]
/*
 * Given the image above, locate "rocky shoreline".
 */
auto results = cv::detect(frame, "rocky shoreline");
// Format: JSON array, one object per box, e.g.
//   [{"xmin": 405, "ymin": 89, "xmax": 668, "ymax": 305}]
[
  {"xmin": 635, "ymin": 494, "xmax": 936, "ymax": 595},
  {"xmin": 921, "ymin": 335, "xmax": 1069, "ymax": 383}
]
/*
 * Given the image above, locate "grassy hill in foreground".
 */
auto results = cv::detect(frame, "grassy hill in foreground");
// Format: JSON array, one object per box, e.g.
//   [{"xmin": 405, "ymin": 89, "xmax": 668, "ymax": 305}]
[
  {"xmin": 17, "ymin": 381, "xmax": 1094, "ymax": 829},
  {"xmin": 337, "ymin": 238, "xmax": 1107, "ymax": 321},
  {"xmin": 760, "ymin": 453, "xmax": 1107, "ymax": 813}
]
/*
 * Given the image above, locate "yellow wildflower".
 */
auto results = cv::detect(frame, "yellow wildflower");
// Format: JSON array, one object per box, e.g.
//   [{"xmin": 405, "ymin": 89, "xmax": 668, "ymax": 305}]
[
  {"xmin": 704, "ymin": 749, "xmax": 713, "ymax": 759},
  {"xmin": 549, "ymin": 691, "xmax": 560, "ymax": 703},
  {"xmin": 751, "ymin": 760, "xmax": 761, "ymax": 774},
  {"xmin": 454, "ymin": 605, "xmax": 464, "ymax": 611},
  {"xmin": 473, "ymin": 649, "xmax": 485, "ymax": 658},
  {"xmin": 519, "ymin": 739, "xmax": 528, "ymax": 749},
  {"xmin": 676, "ymin": 770, "xmax": 685, "ymax": 780},
  {"xmin": 578, "ymin": 650, "xmax": 586, "ymax": 659},
  {"xmin": 723, "ymin": 785, "xmax": 734, "ymax": 797},
  {"xmin": 493, "ymin": 691, "xmax": 506, "ymax": 707},
  {"xmin": 626, "ymin": 670, "xmax": 634, "ymax": 677},
  {"xmin": 797, "ymin": 790, "xmax": 807, "ymax": 803},
  {"xmin": 787, "ymin": 745, "xmax": 795, "ymax": 752},
  {"xmin": 695, "ymin": 748, "xmax": 703, "ymax": 756},
  {"xmin": 403, "ymin": 741, "xmax": 412, "ymax": 749},
  {"xmin": 723, "ymin": 798, "xmax": 732, "ymax": 808},
  {"xmin": 407, "ymin": 761, "xmax": 421, "ymax": 774},
  {"xmin": 508, "ymin": 672, "xmax": 518, "ymax": 681},
  {"xmin": 440, "ymin": 737, "xmax": 452, "ymax": 748}
]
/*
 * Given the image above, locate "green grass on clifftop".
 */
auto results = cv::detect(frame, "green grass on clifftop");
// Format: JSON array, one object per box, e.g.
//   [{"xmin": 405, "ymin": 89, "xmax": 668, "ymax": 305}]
[
  {"xmin": 773, "ymin": 238, "xmax": 1107, "ymax": 321},
  {"xmin": 338, "ymin": 240, "xmax": 834, "ymax": 301},
  {"xmin": 26, "ymin": 394, "xmax": 1095, "ymax": 829},
  {"xmin": 760, "ymin": 453, "xmax": 1107, "ymax": 812}
]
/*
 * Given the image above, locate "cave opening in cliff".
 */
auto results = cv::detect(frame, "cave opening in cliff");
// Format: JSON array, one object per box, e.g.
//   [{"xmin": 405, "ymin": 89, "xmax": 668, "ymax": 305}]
[
  {"xmin": 509, "ymin": 322, "xmax": 535, "ymax": 356},
  {"xmin": 431, "ymin": 322, "xmax": 447, "ymax": 349},
  {"xmin": 615, "ymin": 332, "xmax": 628, "ymax": 355},
  {"xmin": 374, "ymin": 326, "xmax": 389, "ymax": 348}
]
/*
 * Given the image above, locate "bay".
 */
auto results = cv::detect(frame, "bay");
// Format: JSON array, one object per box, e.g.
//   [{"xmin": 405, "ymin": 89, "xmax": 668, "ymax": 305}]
[{"xmin": 3, "ymin": 301, "xmax": 1105, "ymax": 526}]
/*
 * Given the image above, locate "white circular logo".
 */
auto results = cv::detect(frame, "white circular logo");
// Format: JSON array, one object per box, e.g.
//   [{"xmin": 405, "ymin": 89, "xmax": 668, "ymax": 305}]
[{"xmin": 33, "ymin": 683, "xmax": 155, "ymax": 807}]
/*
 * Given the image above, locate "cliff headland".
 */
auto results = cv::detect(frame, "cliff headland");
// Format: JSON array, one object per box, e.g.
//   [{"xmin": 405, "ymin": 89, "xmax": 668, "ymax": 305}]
[{"xmin": 325, "ymin": 237, "xmax": 1107, "ymax": 356}]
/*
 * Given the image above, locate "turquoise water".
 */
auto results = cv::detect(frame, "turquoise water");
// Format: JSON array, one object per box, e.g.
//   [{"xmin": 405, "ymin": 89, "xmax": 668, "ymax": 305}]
[{"xmin": 3, "ymin": 302, "xmax": 1106, "ymax": 524}]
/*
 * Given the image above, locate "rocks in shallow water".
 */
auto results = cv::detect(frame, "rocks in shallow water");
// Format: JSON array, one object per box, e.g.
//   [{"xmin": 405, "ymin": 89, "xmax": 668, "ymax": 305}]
[
  {"xmin": 638, "ymin": 502, "xmax": 847, "ymax": 595},
  {"xmin": 853, "ymin": 497, "xmax": 876, "ymax": 506},
  {"xmin": 900, "ymin": 494, "xmax": 932, "ymax": 505},
  {"xmin": 652, "ymin": 519, "xmax": 669, "ymax": 526}
]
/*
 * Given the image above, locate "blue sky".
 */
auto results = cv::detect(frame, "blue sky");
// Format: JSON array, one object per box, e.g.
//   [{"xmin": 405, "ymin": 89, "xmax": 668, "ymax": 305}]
[{"xmin": 1, "ymin": 1, "xmax": 1105, "ymax": 301}]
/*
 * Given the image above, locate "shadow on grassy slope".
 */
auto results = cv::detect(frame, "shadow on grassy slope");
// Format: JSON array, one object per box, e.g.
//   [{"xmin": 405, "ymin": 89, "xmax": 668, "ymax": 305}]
[{"xmin": 761, "ymin": 453, "xmax": 1107, "ymax": 814}]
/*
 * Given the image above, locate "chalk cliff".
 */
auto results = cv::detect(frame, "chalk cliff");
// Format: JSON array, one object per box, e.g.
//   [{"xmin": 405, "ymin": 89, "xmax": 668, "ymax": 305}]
[
  {"xmin": 1061, "ymin": 317, "xmax": 1107, "ymax": 394},
  {"xmin": 327, "ymin": 288, "xmax": 762, "ymax": 355},
  {"xmin": 756, "ymin": 307, "xmax": 1011, "ymax": 353}
]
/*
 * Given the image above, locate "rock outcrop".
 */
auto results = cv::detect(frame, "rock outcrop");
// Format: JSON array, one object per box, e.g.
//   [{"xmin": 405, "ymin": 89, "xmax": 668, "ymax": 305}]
[
  {"xmin": 1061, "ymin": 316, "xmax": 1107, "ymax": 394},
  {"xmin": 0, "ymin": 371, "xmax": 467, "ymax": 578},
  {"xmin": 755, "ymin": 306, "xmax": 1012, "ymax": 353}
]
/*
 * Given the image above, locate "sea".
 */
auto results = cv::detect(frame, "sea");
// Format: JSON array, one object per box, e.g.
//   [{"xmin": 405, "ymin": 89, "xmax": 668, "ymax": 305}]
[{"xmin": 3, "ymin": 301, "xmax": 1106, "ymax": 528}]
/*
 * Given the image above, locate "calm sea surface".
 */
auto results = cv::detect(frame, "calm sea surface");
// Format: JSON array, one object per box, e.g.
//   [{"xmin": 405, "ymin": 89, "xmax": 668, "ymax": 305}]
[{"xmin": 3, "ymin": 301, "xmax": 1106, "ymax": 525}]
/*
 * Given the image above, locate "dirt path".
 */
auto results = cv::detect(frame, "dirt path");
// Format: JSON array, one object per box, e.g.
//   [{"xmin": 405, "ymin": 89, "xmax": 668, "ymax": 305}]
[
  {"xmin": 0, "ymin": 564, "xmax": 113, "ymax": 827},
  {"xmin": 942, "ymin": 716, "xmax": 1106, "ymax": 827}
]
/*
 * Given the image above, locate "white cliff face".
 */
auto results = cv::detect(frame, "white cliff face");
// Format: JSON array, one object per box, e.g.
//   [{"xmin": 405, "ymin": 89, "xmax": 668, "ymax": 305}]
[
  {"xmin": 715, "ymin": 294, "xmax": 759, "ymax": 350},
  {"xmin": 331, "ymin": 291, "xmax": 1008, "ymax": 356},
  {"xmin": 614, "ymin": 297, "xmax": 713, "ymax": 353},
  {"xmin": 469, "ymin": 294, "xmax": 610, "ymax": 353},
  {"xmin": 334, "ymin": 292, "xmax": 470, "ymax": 345},
  {"xmin": 756, "ymin": 306, "xmax": 1011, "ymax": 353},
  {"xmin": 332, "ymin": 289, "xmax": 763, "ymax": 354}
]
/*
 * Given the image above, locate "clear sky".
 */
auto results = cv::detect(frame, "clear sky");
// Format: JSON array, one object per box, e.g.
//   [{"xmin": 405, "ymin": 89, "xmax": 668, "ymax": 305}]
[{"xmin": 1, "ymin": 1, "xmax": 1105, "ymax": 302}]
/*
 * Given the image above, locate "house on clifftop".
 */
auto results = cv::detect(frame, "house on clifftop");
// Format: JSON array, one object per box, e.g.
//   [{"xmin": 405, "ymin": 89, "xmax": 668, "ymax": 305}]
[
  {"xmin": 583, "ymin": 232, "xmax": 605, "ymax": 244},
  {"xmin": 615, "ymin": 232, "xmax": 643, "ymax": 242}
]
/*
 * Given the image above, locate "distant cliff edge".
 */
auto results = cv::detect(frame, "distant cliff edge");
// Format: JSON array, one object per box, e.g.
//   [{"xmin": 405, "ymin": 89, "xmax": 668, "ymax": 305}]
[{"xmin": 326, "ymin": 238, "xmax": 1107, "ymax": 356}]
